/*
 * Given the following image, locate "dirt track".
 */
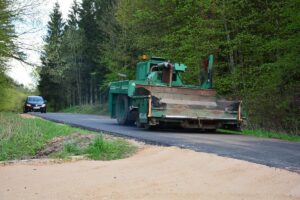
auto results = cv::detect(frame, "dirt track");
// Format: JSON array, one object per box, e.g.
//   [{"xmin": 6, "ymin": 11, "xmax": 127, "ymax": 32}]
[{"xmin": 1, "ymin": 146, "xmax": 300, "ymax": 200}]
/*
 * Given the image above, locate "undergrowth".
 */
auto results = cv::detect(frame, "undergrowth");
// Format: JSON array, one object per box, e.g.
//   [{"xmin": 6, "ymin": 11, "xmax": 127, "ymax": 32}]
[{"xmin": 60, "ymin": 104, "xmax": 108, "ymax": 115}]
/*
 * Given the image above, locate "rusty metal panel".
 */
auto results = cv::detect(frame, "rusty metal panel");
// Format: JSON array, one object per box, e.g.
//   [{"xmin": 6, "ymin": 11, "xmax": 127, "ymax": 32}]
[
  {"xmin": 136, "ymin": 85, "xmax": 217, "ymax": 96},
  {"xmin": 135, "ymin": 85, "xmax": 240, "ymax": 122}
]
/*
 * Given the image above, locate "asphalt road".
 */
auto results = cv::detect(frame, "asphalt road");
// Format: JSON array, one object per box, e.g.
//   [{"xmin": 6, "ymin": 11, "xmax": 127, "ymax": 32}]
[{"xmin": 33, "ymin": 112, "xmax": 300, "ymax": 173}]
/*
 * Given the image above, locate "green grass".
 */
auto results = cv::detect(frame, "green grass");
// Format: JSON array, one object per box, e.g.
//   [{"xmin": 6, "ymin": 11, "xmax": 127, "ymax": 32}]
[
  {"xmin": 219, "ymin": 129, "xmax": 300, "ymax": 142},
  {"xmin": 60, "ymin": 104, "xmax": 109, "ymax": 115},
  {"xmin": 0, "ymin": 112, "xmax": 136, "ymax": 161},
  {"xmin": 51, "ymin": 142, "xmax": 83, "ymax": 159},
  {"xmin": 0, "ymin": 112, "xmax": 91, "ymax": 161},
  {"xmin": 50, "ymin": 137, "xmax": 137, "ymax": 160},
  {"xmin": 85, "ymin": 136, "xmax": 136, "ymax": 160}
]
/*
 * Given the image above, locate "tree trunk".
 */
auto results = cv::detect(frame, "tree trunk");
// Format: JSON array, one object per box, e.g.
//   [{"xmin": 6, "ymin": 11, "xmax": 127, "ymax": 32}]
[
  {"xmin": 222, "ymin": 0, "xmax": 235, "ymax": 73},
  {"xmin": 90, "ymin": 78, "xmax": 93, "ymax": 104}
]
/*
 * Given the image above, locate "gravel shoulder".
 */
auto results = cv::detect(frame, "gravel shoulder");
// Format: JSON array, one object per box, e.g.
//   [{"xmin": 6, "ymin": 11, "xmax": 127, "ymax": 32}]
[{"xmin": 1, "ymin": 145, "xmax": 299, "ymax": 200}]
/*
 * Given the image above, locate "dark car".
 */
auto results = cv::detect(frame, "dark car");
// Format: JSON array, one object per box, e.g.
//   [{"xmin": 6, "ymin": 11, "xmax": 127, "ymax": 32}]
[{"xmin": 24, "ymin": 96, "xmax": 47, "ymax": 113}]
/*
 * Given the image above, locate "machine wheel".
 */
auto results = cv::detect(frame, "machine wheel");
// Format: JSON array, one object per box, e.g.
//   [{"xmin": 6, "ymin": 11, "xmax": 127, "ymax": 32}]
[
  {"xmin": 135, "ymin": 114, "xmax": 145, "ymax": 128},
  {"xmin": 144, "ymin": 123, "xmax": 158, "ymax": 130},
  {"xmin": 115, "ymin": 95, "xmax": 130, "ymax": 125},
  {"xmin": 144, "ymin": 123, "xmax": 151, "ymax": 129}
]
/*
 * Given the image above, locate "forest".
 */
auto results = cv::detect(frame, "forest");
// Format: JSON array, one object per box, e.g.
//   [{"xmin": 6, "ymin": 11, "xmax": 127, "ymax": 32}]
[{"xmin": 0, "ymin": 0, "xmax": 299, "ymax": 134}]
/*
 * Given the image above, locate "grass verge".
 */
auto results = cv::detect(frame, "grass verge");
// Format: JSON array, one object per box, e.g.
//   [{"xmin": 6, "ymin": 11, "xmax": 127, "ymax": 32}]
[
  {"xmin": 0, "ymin": 112, "xmax": 136, "ymax": 161},
  {"xmin": 60, "ymin": 104, "xmax": 109, "ymax": 115},
  {"xmin": 219, "ymin": 129, "xmax": 300, "ymax": 142},
  {"xmin": 85, "ymin": 136, "xmax": 136, "ymax": 160}
]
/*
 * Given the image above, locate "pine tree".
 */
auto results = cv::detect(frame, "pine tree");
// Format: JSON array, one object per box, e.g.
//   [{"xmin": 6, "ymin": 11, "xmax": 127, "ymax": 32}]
[
  {"xmin": 79, "ymin": 0, "xmax": 98, "ymax": 104},
  {"xmin": 78, "ymin": 0, "xmax": 117, "ymax": 104},
  {"xmin": 39, "ymin": 2, "xmax": 65, "ymax": 110},
  {"xmin": 61, "ymin": 0, "xmax": 84, "ymax": 105}
]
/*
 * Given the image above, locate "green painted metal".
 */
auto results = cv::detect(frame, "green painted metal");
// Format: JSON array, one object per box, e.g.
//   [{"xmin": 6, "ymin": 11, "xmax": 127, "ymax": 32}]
[
  {"xmin": 200, "ymin": 54, "xmax": 214, "ymax": 89},
  {"xmin": 174, "ymin": 63, "xmax": 187, "ymax": 72}
]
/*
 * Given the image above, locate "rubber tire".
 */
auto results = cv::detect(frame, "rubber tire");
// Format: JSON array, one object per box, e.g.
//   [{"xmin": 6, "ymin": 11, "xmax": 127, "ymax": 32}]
[
  {"xmin": 135, "ymin": 115, "xmax": 145, "ymax": 128},
  {"xmin": 115, "ymin": 95, "xmax": 130, "ymax": 125},
  {"xmin": 144, "ymin": 124, "xmax": 157, "ymax": 130}
]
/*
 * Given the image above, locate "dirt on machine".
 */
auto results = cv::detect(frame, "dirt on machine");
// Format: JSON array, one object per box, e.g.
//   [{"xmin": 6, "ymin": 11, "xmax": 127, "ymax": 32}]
[{"xmin": 108, "ymin": 55, "xmax": 243, "ymax": 131}]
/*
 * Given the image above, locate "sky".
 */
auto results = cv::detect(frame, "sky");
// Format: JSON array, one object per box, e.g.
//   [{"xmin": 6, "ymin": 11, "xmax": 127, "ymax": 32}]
[{"xmin": 7, "ymin": 0, "xmax": 78, "ymax": 89}]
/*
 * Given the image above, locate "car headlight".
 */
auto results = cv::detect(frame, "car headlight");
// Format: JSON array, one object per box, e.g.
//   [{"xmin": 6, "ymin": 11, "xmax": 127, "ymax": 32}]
[
  {"xmin": 26, "ymin": 104, "xmax": 31, "ymax": 107},
  {"xmin": 42, "ymin": 104, "xmax": 46, "ymax": 107}
]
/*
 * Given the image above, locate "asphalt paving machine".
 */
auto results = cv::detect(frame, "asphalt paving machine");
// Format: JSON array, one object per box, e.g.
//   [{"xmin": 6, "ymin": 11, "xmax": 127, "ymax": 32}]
[{"xmin": 109, "ymin": 55, "xmax": 243, "ymax": 130}]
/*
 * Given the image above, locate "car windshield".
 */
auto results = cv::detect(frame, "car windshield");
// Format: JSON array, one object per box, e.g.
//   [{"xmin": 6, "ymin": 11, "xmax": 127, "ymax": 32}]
[{"xmin": 28, "ymin": 97, "xmax": 44, "ymax": 102}]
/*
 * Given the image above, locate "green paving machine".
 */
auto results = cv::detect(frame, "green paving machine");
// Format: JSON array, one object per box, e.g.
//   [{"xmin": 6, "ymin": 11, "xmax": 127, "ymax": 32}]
[{"xmin": 108, "ymin": 55, "xmax": 243, "ymax": 130}]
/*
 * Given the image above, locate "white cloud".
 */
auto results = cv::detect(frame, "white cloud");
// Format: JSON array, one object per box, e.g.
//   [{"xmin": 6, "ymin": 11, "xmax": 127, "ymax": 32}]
[{"xmin": 6, "ymin": 0, "xmax": 81, "ymax": 89}]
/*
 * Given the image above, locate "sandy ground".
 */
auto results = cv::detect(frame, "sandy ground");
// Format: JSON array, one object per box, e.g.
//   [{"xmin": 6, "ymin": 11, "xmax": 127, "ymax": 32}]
[{"xmin": 1, "ymin": 146, "xmax": 300, "ymax": 200}]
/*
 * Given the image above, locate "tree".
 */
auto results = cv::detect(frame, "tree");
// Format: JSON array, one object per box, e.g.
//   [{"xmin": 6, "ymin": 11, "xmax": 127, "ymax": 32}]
[
  {"xmin": 61, "ymin": 0, "xmax": 84, "ymax": 105},
  {"xmin": 113, "ymin": 0, "xmax": 220, "ymax": 84},
  {"xmin": 0, "ymin": 0, "xmax": 16, "ymax": 110},
  {"xmin": 77, "ymin": 0, "xmax": 117, "ymax": 104},
  {"xmin": 0, "ymin": 0, "xmax": 16, "ymax": 69},
  {"xmin": 36, "ymin": 0, "xmax": 299, "ymax": 133},
  {"xmin": 39, "ymin": 2, "xmax": 65, "ymax": 110},
  {"xmin": 106, "ymin": 0, "xmax": 299, "ymax": 133}
]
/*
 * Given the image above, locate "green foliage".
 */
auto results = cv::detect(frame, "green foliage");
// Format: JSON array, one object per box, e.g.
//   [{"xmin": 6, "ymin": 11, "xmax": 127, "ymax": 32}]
[
  {"xmin": 0, "ymin": 0, "xmax": 16, "ymax": 63},
  {"xmin": 39, "ymin": 0, "xmax": 118, "ymax": 108},
  {"xmin": 107, "ymin": 0, "xmax": 299, "ymax": 134},
  {"xmin": 39, "ymin": 2, "xmax": 67, "ymax": 111},
  {"xmin": 0, "ymin": 0, "xmax": 23, "ymax": 112},
  {"xmin": 60, "ymin": 104, "xmax": 109, "ymax": 115},
  {"xmin": 112, "ymin": 0, "xmax": 221, "ymax": 84},
  {"xmin": 38, "ymin": 3, "xmax": 66, "ymax": 109},
  {"xmin": 0, "ymin": 74, "xmax": 31, "ymax": 112},
  {"xmin": 85, "ymin": 135, "xmax": 136, "ymax": 160},
  {"xmin": 37, "ymin": 0, "xmax": 299, "ymax": 134},
  {"xmin": 52, "ymin": 141, "xmax": 83, "ymax": 159}
]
